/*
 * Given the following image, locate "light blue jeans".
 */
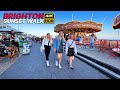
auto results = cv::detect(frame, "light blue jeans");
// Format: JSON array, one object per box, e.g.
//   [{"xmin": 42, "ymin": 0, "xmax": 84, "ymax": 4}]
[{"xmin": 90, "ymin": 42, "xmax": 94, "ymax": 49}]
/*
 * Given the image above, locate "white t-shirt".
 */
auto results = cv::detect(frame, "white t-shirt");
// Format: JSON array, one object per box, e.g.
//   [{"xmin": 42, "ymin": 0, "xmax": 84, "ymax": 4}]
[
  {"xmin": 15, "ymin": 37, "xmax": 19, "ymax": 42},
  {"xmin": 90, "ymin": 36, "xmax": 95, "ymax": 43},
  {"xmin": 41, "ymin": 38, "xmax": 53, "ymax": 50},
  {"xmin": 66, "ymin": 39, "xmax": 77, "ymax": 54}
]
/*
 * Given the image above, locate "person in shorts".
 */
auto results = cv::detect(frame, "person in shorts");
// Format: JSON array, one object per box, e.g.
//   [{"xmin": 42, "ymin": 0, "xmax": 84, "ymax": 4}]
[{"xmin": 66, "ymin": 34, "xmax": 77, "ymax": 69}]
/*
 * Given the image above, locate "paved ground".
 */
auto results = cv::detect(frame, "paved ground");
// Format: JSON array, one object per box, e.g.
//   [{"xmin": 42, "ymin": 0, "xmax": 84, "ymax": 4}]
[
  {"xmin": 0, "ymin": 42, "xmax": 109, "ymax": 79},
  {"xmin": 77, "ymin": 45, "xmax": 120, "ymax": 70},
  {"xmin": 0, "ymin": 49, "xmax": 22, "ymax": 75}
]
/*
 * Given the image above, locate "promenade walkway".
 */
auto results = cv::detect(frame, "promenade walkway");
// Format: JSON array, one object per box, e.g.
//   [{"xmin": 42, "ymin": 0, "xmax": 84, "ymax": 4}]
[{"xmin": 0, "ymin": 42, "xmax": 109, "ymax": 79}]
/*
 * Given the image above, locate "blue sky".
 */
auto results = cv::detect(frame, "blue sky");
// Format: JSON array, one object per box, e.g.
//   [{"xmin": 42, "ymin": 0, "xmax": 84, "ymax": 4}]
[{"xmin": 0, "ymin": 11, "xmax": 120, "ymax": 39}]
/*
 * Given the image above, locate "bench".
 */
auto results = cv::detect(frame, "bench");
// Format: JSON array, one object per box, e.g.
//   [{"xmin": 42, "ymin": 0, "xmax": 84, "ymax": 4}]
[{"xmin": 0, "ymin": 46, "xmax": 19, "ymax": 62}]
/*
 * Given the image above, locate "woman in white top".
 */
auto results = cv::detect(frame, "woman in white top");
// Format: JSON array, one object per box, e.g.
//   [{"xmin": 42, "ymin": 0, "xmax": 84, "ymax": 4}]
[
  {"xmin": 41, "ymin": 33, "xmax": 53, "ymax": 67},
  {"xmin": 66, "ymin": 34, "xmax": 77, "ymax": 69}
]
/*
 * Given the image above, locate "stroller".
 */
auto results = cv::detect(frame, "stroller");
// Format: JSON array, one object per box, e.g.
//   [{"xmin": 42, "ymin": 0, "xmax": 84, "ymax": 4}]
[{"xmin": 22, "ymin": 43, "xmax": 30, "ymax": 55}]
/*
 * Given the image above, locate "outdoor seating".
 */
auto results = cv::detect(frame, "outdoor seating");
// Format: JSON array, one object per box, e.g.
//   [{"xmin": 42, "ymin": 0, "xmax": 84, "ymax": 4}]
[{"xmin": 0, "ymin": 46, "xmax": 19, "ymax": 61}]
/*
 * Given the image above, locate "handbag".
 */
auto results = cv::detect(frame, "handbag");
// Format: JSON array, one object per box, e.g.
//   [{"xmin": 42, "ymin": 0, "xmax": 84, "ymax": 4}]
[
  {"xmin": 40, "ymin": 45, "xmax": 45, "ymax": 52},
  {"xmin": 67, "ymin": 40, "xmax": 75, "ymax": 56}
]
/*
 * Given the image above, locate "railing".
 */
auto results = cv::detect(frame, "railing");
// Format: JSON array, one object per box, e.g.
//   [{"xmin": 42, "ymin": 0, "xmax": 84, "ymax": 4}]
[
  {"xmin": 98, "ymin": 39, "xmax": 120, "ymax": 59},
  {"xmin": 76, "ymin": 38, "xmax": 120, "ymax": 59}
]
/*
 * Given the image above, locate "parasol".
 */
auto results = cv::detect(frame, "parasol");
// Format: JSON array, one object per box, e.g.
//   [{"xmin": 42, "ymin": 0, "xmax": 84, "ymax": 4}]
[{"xmin": 113, "ymin": 14, "xmax": 120, "ymax": 29}]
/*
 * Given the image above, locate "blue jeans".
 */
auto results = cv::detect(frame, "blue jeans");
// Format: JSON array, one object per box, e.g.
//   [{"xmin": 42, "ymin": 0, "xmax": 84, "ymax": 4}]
[{"xmin": 90, "ymin": 42, "xmax": 94, "ymax": 48}]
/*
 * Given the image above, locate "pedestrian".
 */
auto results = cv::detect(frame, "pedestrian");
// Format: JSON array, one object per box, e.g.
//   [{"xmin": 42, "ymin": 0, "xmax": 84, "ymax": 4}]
[
  {"xmin": 83, "ymin": 41, "xmax": 87, "ymax": 49},
  {"xmin": 14, "ymin": 35, "xmax": 20, "ymax": 53},
  {"xmin": 41, "ymin": 33, "xmax": 53, "ymax": 67},
  {"xmin": 2, "ymin": 33, "xmax": 7, "ymax": 41},
  {"xmin": 66, "ymin": 34, "xmax": 77, "ymax": 69},
  {"xmin": 82, "ymin": 36, "xmax": 87, "ymax": 49},
  {"xmin": 40, "ymin": 37, "xmax": 43, "ymax": 44},
  {"xmin": 79, "ymin": 36, "xmax": 83, "ymax": 48},
  {"xmin": 54, "ymin": 30, "xmax": 65, "ymax": 69},
  {"xmin": 89, "ymin": 33, "xmax": 95, "ymax": 50},
  {"xmin": 10, "ymin": 30, "xmax": 15, "ymax": 46},
  {"xmin": 35, "ymin": 37, "xmax": 37, "ymax": 44}
]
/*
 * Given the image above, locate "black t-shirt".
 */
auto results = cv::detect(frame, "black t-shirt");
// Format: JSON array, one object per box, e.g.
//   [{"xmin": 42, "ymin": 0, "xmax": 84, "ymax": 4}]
[{"xmin": 10, "ymin": 33, "xmax": 15, "ymax": 40}]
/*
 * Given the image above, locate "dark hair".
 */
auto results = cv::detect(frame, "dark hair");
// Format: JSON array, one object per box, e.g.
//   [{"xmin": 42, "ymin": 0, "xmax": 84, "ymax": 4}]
[
  {"xmin": 11, "ymin": 30, "xmax": 14, "ymax": 33},
  {"xmin": 47, "ymin": 33, "xmax": 50, "ymax": 35},
  {"xmin": 59, "ymin": 30, "xmax": 63, "ymax": 33},
  {"xmin": 91, "ymin": 34, "xmax": 94, "ymax": 37}
]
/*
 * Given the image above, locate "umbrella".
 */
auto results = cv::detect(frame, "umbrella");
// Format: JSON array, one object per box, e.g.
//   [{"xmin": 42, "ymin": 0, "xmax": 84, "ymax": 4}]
[{"xmin": 113, "ymin": 14, "xmax": 120, "ymax": 29}]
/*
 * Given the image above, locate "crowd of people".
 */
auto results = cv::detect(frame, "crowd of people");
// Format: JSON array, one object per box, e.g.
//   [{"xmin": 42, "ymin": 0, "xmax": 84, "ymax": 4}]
[
  {"xmin": 0, "ymin": 29, "xmax": 97, "ymax": 70},
  {"xmin": 78, "ymin": 33, "xmax": 97, "ymax": 50},
  {"xmin": 40, "ymin": 31, "xmax": 97, "ymax": 69},
  {"xmin": 0, "ymin": 30, "xmax": 32, "ymax": 56},
  {"xmin": 41, "ymin": 30, "xmax": 77, "ymax": 69},
  {"xmin": 32, "ymin": 36, "xmax": 44, "ymax": 44},
  {"xmin": 0, "ymin": 30, "xmax": 19, "ymax": 56}
]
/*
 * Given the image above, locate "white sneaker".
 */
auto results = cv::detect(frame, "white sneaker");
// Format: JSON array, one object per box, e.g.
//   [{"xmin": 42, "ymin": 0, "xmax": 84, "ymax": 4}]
[
  {"xmin": 58, "ymin": 64, "xmax": 61, "ymax": 69},
  {"xmin": 70, "ymin": 66, "xmax": 74, "ymax": 69},
  {"xmin": 70, "ymin": 64, "xmax": 74, "ymax": 69},
  {"xmin": 46, "ymin": 61, "xmax": 49, "ymax": 67},
  {"xmin": 55, "ymin": 61, "xmax": 58, "ymax": 66}
]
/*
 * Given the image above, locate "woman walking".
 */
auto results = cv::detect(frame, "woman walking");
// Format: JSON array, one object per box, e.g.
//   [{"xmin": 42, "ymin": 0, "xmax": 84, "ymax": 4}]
[
  {"xmin": 41, "ymin": 33, "xmax": 53, "ymax": 67},
  {"xmin": 54, "ymin": 31, "xmax": 65, "ymax": 69},
  {"xmin": 66, "ymin": 34, "xmax": 77, "ymax": 69}
]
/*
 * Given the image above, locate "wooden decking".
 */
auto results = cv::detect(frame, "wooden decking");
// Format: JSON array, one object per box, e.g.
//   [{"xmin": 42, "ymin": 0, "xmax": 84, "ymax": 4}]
[{"xmin": 0, "ymin": 42, "xmax": 108, "ymax": 79}]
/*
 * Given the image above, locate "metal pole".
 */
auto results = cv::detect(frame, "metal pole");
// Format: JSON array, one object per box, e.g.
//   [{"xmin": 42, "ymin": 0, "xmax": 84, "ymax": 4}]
[
  {"xmin": 102, "ymin": 16, "xmax": 107, "ymax": 24},
  {"xmin": 91, "ymin": 13, "xmax": 93, "ymax": 21},
  {"xmin": 72, "ymin": 13, "xmax": 73, "ymax": 21},
  {"xmin": 116, "ymin": 29, "xmax": 119, "ymax": 56}
]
